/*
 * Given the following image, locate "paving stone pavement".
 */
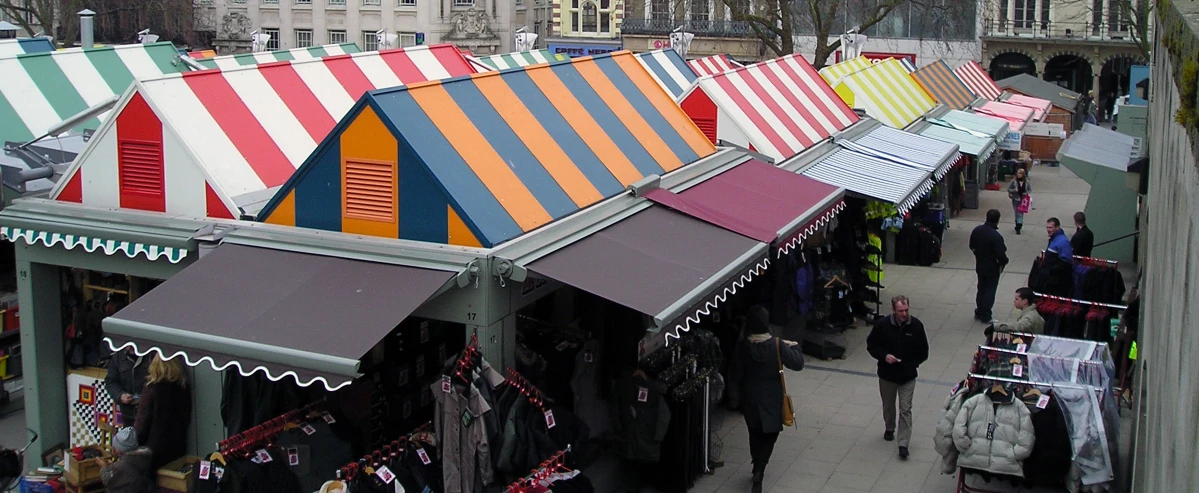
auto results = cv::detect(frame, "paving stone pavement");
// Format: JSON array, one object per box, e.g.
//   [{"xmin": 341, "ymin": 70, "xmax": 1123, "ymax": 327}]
[{"xmin": 697, "ymin": 165, "xmax": 1098, "ymax": 493}]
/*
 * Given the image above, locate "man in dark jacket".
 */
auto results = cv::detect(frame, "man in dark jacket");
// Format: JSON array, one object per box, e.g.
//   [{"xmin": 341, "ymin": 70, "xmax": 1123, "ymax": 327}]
[
  {"xmin": 105, "ymin": 349, "xmax": 149, "ymax": 426},
  {"xmin": 866, "ymin": 296, "xmax": 929, "ymax": 460},
  {"xmin": 728, "ymin": 306, "xmax": 803, "ymax": 493},
  {"xmin": 1071, "ymin": 211, "xmax": 1094, "ymax": 258},
  {"xmin": 969, "ymin": 209, "xmax": 1009, "ymax": 322}
]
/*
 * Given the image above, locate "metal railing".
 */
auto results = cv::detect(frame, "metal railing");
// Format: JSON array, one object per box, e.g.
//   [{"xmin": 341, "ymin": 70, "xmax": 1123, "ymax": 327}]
[
  {"xmin": 621, "ymin": 17, "xmax": 754, "ymax": 37},
  {"xmin": 981, "ymin": 19, "xmax": 1139, "ymax": 42}
]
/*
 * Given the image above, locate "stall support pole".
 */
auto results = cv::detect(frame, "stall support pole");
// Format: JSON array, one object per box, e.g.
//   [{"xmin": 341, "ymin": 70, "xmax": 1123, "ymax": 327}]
[
  {"xmin": 189, "ymin": 366, "xmax": 225, "ymax": 457},
  {"xmin": 703, "ymin": 376, "xmax": 710, "ymax": 473},
  {"xmin": 16, "ymin": 259, "xmax": 65, "ymax": 463}
]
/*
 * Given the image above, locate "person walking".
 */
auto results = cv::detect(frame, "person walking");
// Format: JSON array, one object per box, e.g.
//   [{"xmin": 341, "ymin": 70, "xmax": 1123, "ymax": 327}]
[
  {"xmin": 728, "ymin": 305, "xmax": 804, "ymax": 493},
  {"xmin": 1071, "ymin": 211, "xmax": 1094, "ymax": 258},
  {"xmin": 134, "ymin": 355, "xmax": 192, "ymax": 470},
  {"xmin": 1046, "ymin": 217, "xmax": 1074, "ymax": 262},
  {"xmin": 993, "ymin": 287, "xmax": 1045, "ymax": 335},
  {"xmin": 866, "ymin": 296, "xmax": 929, "ymax": 460},
  {"xmin": 105, "ymin": 348, "xmax": 149, "ymax": 427},
  {"xmin": 970, "ymin": 210, "xmax": 1009, "ymax": 323},
  {"xmin": 1007, "ymin": 169, "xmax": 1031, "ymax": 234}
]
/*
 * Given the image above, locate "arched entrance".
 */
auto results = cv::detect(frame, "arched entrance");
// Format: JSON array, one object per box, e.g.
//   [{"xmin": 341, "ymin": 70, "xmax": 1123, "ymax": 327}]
[
  {"xmin": 1044, "ymin": 54, "xmax": 1093, "ymax": 95},
  {"xmin": 1098, "ymin": 56, "xmax": 1142, "ymax": 119},
  {"xmin": 989, "ymin": 52, "xmax": 1037, "ymax": 81}
]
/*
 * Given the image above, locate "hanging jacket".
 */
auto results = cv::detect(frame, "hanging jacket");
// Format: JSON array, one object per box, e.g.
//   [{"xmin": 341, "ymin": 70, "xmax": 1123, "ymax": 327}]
[
  {"xmin": 952, "ymin": 391, "xmax": 1035, "ymax": 476},
  {"xmin": 1022, "ymin": 394, "xmax": 1073, "ymax": 487},
  {"xmin": 432, "ymin": 377, "xmax": 494, "ymax": 493},
  {"xmin": 615, "ymin": 372, "xmax": 671, "ymax": 463},
  {"xmin": 933, "ymin": 384, "xmax": 971, "ymax": 474},
  {"xmin": 570, "ymin": 339, "xmax": 613, "ymax": 439}
]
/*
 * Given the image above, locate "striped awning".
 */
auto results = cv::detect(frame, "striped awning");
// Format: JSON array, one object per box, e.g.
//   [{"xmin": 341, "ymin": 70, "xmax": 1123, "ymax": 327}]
[
  {"xmin": 473, "ymin": 49, "xmax": 568, "ymax": 70},
  {"xmin": 848, "ymin": 125, "xmax": 962, "ymax": 180},
  {"xmin": 801, "ymin": 149, "xmax": 934, "ymax": 214},
  {"xmin": 976, "ymin": 101, "xmax": 1035, "ymax": 131},
  {"xmin": 689, "ymin": 54, "xmax": 741, "ymax": 76},
  {"xmin": 954, "ymin": 60, "xmax": 1002, "ymax": 100},
  {"xmin": 833, "ymin": 58, "xmax": 936, "ymax": 128},
  {"xmin": 636, "ymin": 49, "xmax": 698, "ymax": 99},
  {"xmin": 0, "ymin": 226, "xmax": 188, "ymax": 263},
  {"xmin": 919, "ymin": 120, "xmax": 999, "ymax": 161},
  {"xmin": 1002, "ymin": 94, "xmax": 1053, "ymax": 121},
  {"xmin": 191, "ymin": 43, "xmax": 361, "ymax": 70},
  {"xmin": 0, "ymin": 37, "xmax": 55, "ymax": 56},
  {"xmin": 912, "ymin": 60, "xmax": 977, "ymax": 110},
  {"xmin": 819, "ymin": 56, "xmax": 873, "ymax": 84}
]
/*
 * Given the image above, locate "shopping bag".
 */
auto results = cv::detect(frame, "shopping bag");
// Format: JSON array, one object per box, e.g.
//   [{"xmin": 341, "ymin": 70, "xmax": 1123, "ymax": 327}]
[{"xmin": 1017, "ymin": 195, "xmax": 1031, "ymax": 214}]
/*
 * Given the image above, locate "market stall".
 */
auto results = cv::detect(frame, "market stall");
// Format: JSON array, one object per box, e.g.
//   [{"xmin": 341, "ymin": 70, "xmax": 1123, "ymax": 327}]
[
  {"xmin": 188, "ymin": 43, "xmax": 362, "ymax": 69},
  {"xmin": 1056, "ymin": 124, "xmax": 1140, "ymax": 262},
  {"xmin": 0, "ymin": 37, "xmax": 54, "ymax": 56},
  {"xmin": 912, "ymin": 109, "xmax": 1009, "ymax": 213},
  {"xmin": 676, "ymin": 53, "xmax": 860, "ymax": 161},
  {"xmin": 470, "ymin": 48, "xmax": 568, "ymax": 70},
  {"xmin": 911, "ymin": 60, "xmax": 979, "ymax": 111},
  {"xmin": 953, "ymin": 60, "xmax": 1003, "ymax": 101},
  {"xmin": 824, "ymin": 57, "xmax": 938, "ymax": 129},
  {"xmin": 688, "ymin": 53, "xmax": 741, "ymax": 76},
  {"xmin": 48, "ymin": 44, "xmax": 479, "ymax": 220},
  {"xmin": 995, "ymin": 73, "xmax": 1081, "ymax": 134},
  {"xmin": 635, "ymin": 48, "xmax": 699, "ymax": 99},
  {"xmin": 818, "ymin": 55, "xmax": 873, "ymax": 85},
  {"xmin": 0, "ymin": 41, "xmax": 188, "ymax": 144},
  {"xmin": 259, "ymin": 51, "xmax": 715, "ymax": 247},
  {"xmin": 1000, "ymin": 91, "xmax": 1067, "ymax": 163}
]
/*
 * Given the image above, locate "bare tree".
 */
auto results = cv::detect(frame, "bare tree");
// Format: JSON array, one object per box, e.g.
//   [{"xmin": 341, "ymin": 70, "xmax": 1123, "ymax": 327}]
[
  {"xmin": 0, "ymin": 0, "xmax": 59, "ymax": 38},
  {"xmin": 0, "ymin": 0, "xmax": 198, "ymax": 46},
  {"xmin": 1116, "ymin": 0, "xmax": 1152, "ymax": 60}
]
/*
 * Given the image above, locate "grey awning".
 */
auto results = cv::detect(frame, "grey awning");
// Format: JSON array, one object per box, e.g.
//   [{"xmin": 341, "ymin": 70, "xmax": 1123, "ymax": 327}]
[
  {"xmin": 801, "ymin": 148, "xmax": 935, "ymax": 214},
  {"xmin": 103, "ymin": 244, "xmax": 453, "ymax": 391},
  {"xmin": 526, "ymin": 206, "xmax": 767, "ymax": 337}
]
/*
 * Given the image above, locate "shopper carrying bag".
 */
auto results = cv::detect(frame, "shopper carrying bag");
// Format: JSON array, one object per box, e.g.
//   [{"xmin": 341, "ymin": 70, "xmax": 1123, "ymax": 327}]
[{"xmin": 776, "ymin": 339, "xmax": 795, "ymax": 428}]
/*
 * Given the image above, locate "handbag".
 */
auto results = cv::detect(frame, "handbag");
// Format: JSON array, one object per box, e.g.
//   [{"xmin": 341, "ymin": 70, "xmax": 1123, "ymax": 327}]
[
  {"xmin": 776, "ymin": 339, "xmax": 796, "ymax": 428},
  {"xmin": 1017, "ymin": 194, "xmax": 1032, "ymax": 214}
]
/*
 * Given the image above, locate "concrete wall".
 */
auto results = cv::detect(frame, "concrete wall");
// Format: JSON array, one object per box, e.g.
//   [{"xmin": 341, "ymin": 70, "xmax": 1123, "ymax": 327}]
[{"xmin": 1132, "ymin": 3, "xmax": 1199, "ymax": 490}]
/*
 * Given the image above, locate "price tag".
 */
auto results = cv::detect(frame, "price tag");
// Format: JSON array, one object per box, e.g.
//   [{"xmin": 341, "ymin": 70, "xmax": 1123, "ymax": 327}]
[
  {"xmin": 376, "ymin": 465, "xmax": 397, "ymax": 484},
  {"xmin": 584, "ymin": 351, "xmax": 593, "ymax": 363},
  {"xmin": 1016, "ymin": 343, "xmax": 1028, "ymax": 354},
  {"xmin": 213, "ymin": 466, "xmax": 225, "ymax": 481},
  {"xmin": 300, "ymin": 423, "xmax": 316, "ymax": 436},
  {"xmin": 287, "ymin": 447, "xmax": 300, "ymax": 466},
  {"xmin": 1036, "ymin": 394, "xmax": 1050, "ymax": 409},
  {"xmin": 417, "ymin": 448, "xmax": 432, "ymax": 465},
  {"xmin": 441, "ymin": 375, "xmax": 452, "ymax": 393},
  {"xmin": 555, "ymin": 341, "xmax": 570, "ymax": 352},
  {"xmin": 255, "ymin": 449, "xmax": 273, "ymax": 463},
  {"xmin": 460, "ymin": 409, "xmax": 474, "ymax": 428},
  {"xmin": 1012, "ymin": 364, "xmax": 1023, "ymax": 377},
  {"xmin": 198, "ymin": 461, "xmax": 211, "ymax": 480},
  {"xmin": 637, "ymin": 386, "xmax": 649, "ymax": 402},
  {"xmin": 398, "ymin": 368, "xmax": 409, "ymax": 386},
  {"xmin": 322, "ymin": 412, "xmax": 336, "ymax": 424},
  {"xmin": 544, "ymin": 409, "xmax": 556, "ymax": 429},
  {"xmin": 951, "ymin": 382, "xmax": 961, "ymax": 395}
]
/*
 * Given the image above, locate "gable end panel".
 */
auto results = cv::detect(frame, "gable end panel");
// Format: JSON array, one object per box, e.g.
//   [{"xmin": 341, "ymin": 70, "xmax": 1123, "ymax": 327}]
[
  {"xmin": 116, "ymin": 91, "xmax": 165, "ymax": 212},
  {"xmin": 680, "ymin": 88, "xmax": 718, "ymax": 144}
]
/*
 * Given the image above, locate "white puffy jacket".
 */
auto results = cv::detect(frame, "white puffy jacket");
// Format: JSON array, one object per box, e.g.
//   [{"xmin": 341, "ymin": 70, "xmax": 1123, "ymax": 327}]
[
  {"xmin": 933, "ymin": 385, "xmax": 970, "ymax": 474},
  {"xmin": 952, "ymin": 391, "xmax": 1035, "ymax": 476}
]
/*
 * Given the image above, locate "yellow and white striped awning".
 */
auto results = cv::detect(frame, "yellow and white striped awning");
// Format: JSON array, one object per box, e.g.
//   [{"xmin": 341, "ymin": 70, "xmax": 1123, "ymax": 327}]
[
  {"xmin": 819, "ymin": 56, "xmax": 873, "ymax": 85},
  {"xmin": 831, "ymin": 58, "xmax": 936, "ymax": 129}
]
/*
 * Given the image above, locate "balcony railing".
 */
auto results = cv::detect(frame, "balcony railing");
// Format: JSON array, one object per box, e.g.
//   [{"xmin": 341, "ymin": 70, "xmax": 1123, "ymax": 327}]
[
  {"xmin": 981, "ymin": 19, "xmax": 1139, "ymax": 42},
  {"xmin": 622, "ymin": 17, "xmax": 754, "ymax": 38}
]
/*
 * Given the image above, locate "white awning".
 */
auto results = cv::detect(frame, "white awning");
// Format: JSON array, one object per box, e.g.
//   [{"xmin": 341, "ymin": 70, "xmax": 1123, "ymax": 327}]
[{"xmin": 801, "ymin": 148, "xmax": 935, "ymax": 214}]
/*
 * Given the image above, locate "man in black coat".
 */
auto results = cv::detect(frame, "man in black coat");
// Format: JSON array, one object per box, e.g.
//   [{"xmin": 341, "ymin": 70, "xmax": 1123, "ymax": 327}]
[
  {"xmin": 1071, "ymin": 211, "xmax": 1094, "ymax": 258},
  {"xmin": 866, "ymin": 296, "xmax": 928, "ymax": 460},
  {"xmin": 969, "ymin": 209, "xmax": 1009, "ymax": 322}
]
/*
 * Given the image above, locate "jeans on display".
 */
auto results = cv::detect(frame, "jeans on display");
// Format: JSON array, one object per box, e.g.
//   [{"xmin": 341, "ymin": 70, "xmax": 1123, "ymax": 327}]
[
  {"xmin": 879, "ymin": 379, "xmax": 915, "ymax": 448},
  {"xmin": 976, "ymin": 273, "xmax": 1000, "ymax": 321}
]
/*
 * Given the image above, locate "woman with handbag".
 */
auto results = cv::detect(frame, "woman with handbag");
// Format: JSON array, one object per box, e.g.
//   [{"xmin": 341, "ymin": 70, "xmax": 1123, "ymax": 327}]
[
  {"xmin": 728, "ymin": 306, "xmax": 804, "ymax": 493},
  {"xmin": 1007, "ymin": 168, "xmax": 1032, "ymax": 234}
]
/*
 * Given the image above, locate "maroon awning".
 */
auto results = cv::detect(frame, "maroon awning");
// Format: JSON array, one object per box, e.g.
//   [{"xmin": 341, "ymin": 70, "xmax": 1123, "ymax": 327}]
[{"xmin": 644, "ymin": 160, "xmax": 844, "ymax": 252}]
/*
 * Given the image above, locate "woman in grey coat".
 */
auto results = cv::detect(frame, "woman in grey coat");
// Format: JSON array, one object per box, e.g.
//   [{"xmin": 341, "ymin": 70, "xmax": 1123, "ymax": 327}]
[{"xmin": 1007, "ymin": 169, "xmax": 1031, "ymax": 234}]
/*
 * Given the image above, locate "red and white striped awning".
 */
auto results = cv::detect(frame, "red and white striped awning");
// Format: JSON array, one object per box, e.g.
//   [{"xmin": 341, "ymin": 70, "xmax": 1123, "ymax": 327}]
[
  {"xmin": 689, "ymin": 54, "xmax": 742, "ymax": 76},
  {"xmin": 954, "ymin": 60, "xmax": 1003, "ymax": 101}
]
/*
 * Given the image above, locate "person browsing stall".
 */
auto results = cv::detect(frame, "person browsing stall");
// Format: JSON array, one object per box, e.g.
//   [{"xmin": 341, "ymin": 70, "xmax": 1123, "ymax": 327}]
[
  {"xmin": 100, "ymin": 427, "xmax": 154, "ymax": 493},
  {"xmin": 1046, "ymin": 218, "xmax": 1074, "ymax": 262},
  {"xmin": 1071, "ymin": 212, "xmax": 1094, "ymax": 258},
  {"xmin": 866, "ymin": 296, "xmax": 929, "ymax": 460},
  {"xmin": 134, "ymin": 355, "xmax": 192, "ymax": 470},
  {"xmin": 993, "ymin": 288, "xmax": 1045, "ymax": 335},
  {"xmin": 105, "ymin": 348, "xmax": 149, "ymax": 427}
]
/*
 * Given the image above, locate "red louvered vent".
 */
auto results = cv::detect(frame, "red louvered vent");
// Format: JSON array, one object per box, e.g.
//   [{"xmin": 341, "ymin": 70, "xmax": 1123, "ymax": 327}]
[
  {"xmin": 693, "ymin": 118, "xmax": 718, "ymax": 144},
  {"xmin": 344, "ymin": 159, "xmax": 396, "ymax": 222},
  {"xmin": 118, "ymin": 140, "xmax": 163, "ymax": 195}
]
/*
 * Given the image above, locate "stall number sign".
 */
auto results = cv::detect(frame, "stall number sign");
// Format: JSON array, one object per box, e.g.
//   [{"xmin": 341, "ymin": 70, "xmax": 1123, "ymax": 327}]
[{"xmin": 999, "ymin": 131, "xmax": 1023, "ymax": 151}]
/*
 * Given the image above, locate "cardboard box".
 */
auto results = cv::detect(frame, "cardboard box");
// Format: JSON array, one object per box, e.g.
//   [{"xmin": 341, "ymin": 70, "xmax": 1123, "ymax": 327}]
[
  {"xmin": 64, "ymin": 455, "xmax": 104, "ymax": 486},
  {"xmin": 156, "ymin": 456, "xmax": 199, "ymax": 493}
]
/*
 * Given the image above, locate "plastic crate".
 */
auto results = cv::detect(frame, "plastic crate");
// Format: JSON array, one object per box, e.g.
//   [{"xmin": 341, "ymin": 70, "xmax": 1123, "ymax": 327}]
[{"xmin": 19, "ymin": 478, "xmax": 60, "ymax": 493}]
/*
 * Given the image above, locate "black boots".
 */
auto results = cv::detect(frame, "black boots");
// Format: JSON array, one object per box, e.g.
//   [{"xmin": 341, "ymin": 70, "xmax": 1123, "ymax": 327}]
[
  {"xmin": 751, "ymin": 464, "xmax": 765, "ymax": 493},
  {"xmin": 1015, "ymin": 223, "xmax": 1022, "ymax": 235}
]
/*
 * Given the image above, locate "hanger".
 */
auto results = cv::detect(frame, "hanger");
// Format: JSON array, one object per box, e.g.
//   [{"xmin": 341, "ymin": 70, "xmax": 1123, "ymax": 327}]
[
  {"xmin": 207, "ymin": 452, "xmax": 227, "ymax": 466},
  {"xmin": 1023, "ymin": 387, "xmax": 1042, "ymax": 398},
  {"xmin": 989, "ymin": 384, "xmax": 1007, "ymax": 396}
]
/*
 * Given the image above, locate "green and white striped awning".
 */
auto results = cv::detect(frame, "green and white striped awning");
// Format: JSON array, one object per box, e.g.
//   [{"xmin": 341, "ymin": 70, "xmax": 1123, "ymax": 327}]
[
  {"xmin": 191, "ymin": 43, "xmax": 362, "ymax": 70},
  {"xmin": 0, "ymin": 226, "xmax": 189, "ymax": 263},
  {"xmin": 473, "ymin": 49, "xmax": 567, "ymax": 70}
]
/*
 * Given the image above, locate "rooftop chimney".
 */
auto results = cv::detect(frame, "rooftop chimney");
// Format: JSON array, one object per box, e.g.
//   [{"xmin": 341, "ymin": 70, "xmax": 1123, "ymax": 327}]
[{"xmin": 78, "ymin": 9, "xmax": 95, "ymax": 49}]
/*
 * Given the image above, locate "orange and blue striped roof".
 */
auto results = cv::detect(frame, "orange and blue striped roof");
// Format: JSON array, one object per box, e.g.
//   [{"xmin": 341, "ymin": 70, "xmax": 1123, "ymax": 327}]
[{"xmin": 260, "ymin": 51, "xmax": 716, "ymax": 247}]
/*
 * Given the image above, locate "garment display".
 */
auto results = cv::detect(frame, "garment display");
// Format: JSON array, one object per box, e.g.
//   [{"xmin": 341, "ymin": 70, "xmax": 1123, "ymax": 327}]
[
  {"xmin": 952, "ymin": 389, "xmax": 1035, "ymax": 477},
  {"xmin": 570, "ymin": 339, "xmax": 613, "ymax": 439},
  {"xmin": 933, "ymin": 382, "xmax": 971, "ymax": 474},
  {"xmin": 433, "ymin": 344, "xmax": 499, "ymax": 493}
]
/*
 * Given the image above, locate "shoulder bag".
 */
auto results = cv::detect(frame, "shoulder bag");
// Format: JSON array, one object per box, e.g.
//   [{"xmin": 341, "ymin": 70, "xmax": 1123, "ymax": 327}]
[{"xmin": 776, "ymin": 338, "xmax": 796, "ymax": 428}]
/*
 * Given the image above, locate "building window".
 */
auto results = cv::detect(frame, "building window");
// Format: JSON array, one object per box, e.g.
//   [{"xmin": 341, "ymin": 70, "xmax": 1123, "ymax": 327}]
[
  {"xmin": 263, "ymin": 0, "xmax": 278, "ymax": 4},
  {"xmin": 399, "ymin": 32, "xmax": 417, "ymax": 46},
  {"xmin": 263, "ymin": 28, "xmax": 280, "ymax": 49},
  {"xmin": 516, "ymin": 0, "xmax": 523, "ymax": 6},
  {"xmin": 329, "ymin": 30, "xmax": 347, "ymax": 43},
  {"xmin": 295, "ymin": 0, "xmax": 311, "ymax": 4},
  {"xmin": 399, "ymin": 0, "xmax": 416, "ymax": 6},
  {"xmin": 231, "ymin": 0, "xmax": 246, "ymax": 4},
  {"xmin": 362, "ymin": 30, "xmax": 378, "ymax": 50},
  {"xmin": 1013, "ymin": 0, "xmax": 1033, "ymax": 29},
  {"xmin": 1039, "ymin": 0, "xmax": 1049, "ymax": 30},
  {"xmin": 651, "ymin": 0, "xmax": 670, "ymax": 21},
  {"xmin": 296, "ymin": 29, "xmax": 313, "ymax": 47},
  {"xmin": 571, "ymin": 0, "xmax": 615, "ymax": 33},
  {"xmin": 328, "ymin": 0, "xmax": 345, "ymax": 5},
  {"xmin": 689, "ymin": 0, "xmax": 709, "ymax": 24},
  {"xmin": 362, "ymin": 0, "xmax": 381, "ymax": 6},
  {"xmin": 454, "ymin": 0, "xmax": 474, "ymax": 6}
]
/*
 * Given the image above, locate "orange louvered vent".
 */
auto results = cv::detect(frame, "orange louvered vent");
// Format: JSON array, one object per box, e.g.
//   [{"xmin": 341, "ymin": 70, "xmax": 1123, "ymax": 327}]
[
  {"xmin": 118, "ymin": 140, "xmax": 163, "ymax": 195},
  {"xmin": 692, "ymin": 118, "xmax": 718, "ymax": 144},
  {"xmin": 344, "ymin": 159, "xmax": 396, "ymax": 222}
]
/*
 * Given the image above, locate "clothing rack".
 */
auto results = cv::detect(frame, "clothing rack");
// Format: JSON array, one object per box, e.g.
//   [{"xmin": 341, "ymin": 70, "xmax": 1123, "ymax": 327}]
[
  {"xmin": 505, "ymin": 447, "xmax": 571, "ymax": 493},
  {"xmin": 217, "ymin": 400, "xmax": 325, "ymax": 457},
  {"xmin": 451, "ymin": 334, "xmax": 481, "ymax": 384},
  {"xmin": 506, "ymin": 367, "xmax": 549, "ymax": 412},
  {"xmin": 1033, "ymin": 292, "xmax": 1127, "ymax": 311},
  {"xmin": 1039, "ymin": 250, "xmax": 1120, "ymax": 267},
  {"xmin": 336, "ymin": 422, "xmax": 433, "ymax": 481}
]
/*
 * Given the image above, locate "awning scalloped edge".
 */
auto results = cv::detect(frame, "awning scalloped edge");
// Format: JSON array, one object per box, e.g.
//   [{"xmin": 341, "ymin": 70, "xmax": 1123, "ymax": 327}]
[
  {"xmin": 664, "ymin": 254, "xmax": 772, "ymax": 347},
  {"xmin": 0, "ymin": 226, "xmax": 189, "ymax": 263},
  {"xmin": 104, "ymin": 336, "xmax": 352, "ymax": 393},
  {"xmin": 776, "ymin": 200, "xmax": 847, "ymax": 258}
]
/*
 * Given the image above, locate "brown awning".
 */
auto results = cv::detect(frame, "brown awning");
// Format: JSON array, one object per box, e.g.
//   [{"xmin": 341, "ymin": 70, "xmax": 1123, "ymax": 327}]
[
  {"xmin": 103, "ymin": 244, "xmax": 453, "ymax": 391},
  {"xmin": 527, "ymin": 206, "xmax": 767, "ymax": 331}
]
